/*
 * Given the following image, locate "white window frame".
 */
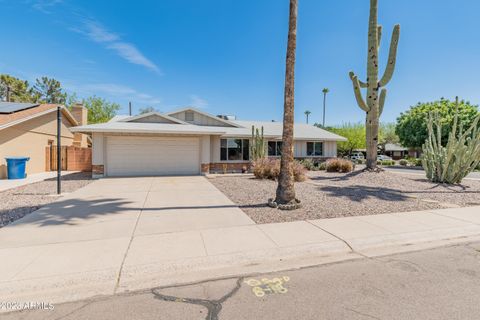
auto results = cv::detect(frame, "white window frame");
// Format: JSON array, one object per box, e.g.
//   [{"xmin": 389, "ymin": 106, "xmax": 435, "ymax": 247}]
[
  {"xmin": 306, "ymin": 141, "xmax": 324, "ymax": 157},
  {"xmin": 220, "ymin": 138, "xmax": 250, "ymax": 162}
]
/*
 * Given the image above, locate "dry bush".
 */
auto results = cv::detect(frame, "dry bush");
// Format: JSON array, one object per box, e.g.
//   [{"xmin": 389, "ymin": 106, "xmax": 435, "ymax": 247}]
[
  {"xmin": 326, "ymin": 158, "xmax": 354, "ymax": 173},
  {"xmin": 252, "ymin": 158, "xmax": 307, "ymax": 182}
]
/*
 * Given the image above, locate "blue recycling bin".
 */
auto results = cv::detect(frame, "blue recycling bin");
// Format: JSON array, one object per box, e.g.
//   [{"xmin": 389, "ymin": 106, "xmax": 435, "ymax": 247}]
[{"xmin": 5, "ymin": 157, "xmax": 30, "ymax": 180}]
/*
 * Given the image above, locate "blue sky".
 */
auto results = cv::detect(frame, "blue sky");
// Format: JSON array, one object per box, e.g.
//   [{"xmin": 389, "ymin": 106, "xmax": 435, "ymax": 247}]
[{"xmin": 1, "ymin": 0, "xmax": 479, "ymax": 125}]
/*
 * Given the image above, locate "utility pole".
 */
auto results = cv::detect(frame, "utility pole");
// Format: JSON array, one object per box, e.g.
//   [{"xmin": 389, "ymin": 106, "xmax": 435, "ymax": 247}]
[
  {"xmin": 6, "ymin": 86, "xmax": 11, "ymax": 102},
  {"xmin": 322, "ymin": 88, "xmax": 329, "ymax": 127},
  {"xmin": 129, "ymin": 101, "xmax": 132, "ymax": 116},
  {"xmin": 57, "ymin": 106, "xmax": 61, "ymax": 195}
]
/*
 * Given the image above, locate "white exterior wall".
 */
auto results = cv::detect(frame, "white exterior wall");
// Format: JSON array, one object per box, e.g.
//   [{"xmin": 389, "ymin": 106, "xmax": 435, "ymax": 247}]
[
  {"xmin": 200, "ymin": 135, "xmax": 211, "ymax": 164},
  {"xmin": 92, "ymin": 132, "xmax": 105, "ymax": 165},
  {"xmin": 210, "ymin": 135, "xmax": 221, "ymax": 162}
]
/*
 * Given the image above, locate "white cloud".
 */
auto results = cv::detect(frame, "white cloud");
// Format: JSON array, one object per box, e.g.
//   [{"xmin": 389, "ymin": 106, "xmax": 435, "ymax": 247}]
[
  {"xmin": 31, "ymin": 0, "xmax": 63, "ymax": 14},
  {"xmin": 67, "ymin": 82, "xmax": 161, "ymax": 105},
  {"xmin": 73, "ymin": 20, "xmax": 161, "ymax": 74},
  {"xmin": 190, "ymin": 95, "xmax": 208, "ymax": 108}
]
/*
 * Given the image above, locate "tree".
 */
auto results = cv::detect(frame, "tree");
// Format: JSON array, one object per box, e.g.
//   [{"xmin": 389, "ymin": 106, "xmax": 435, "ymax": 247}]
[
  {"xmin": 379, "ymin": 122, "xmax": 400, "ymax": 145},
  {"xmin": 349, "ymin": 0, "xmax": 400, "ymax": 170},
  {"xmin": 330, "ymin": 123, "xmax": 366, "ymax": 157},
  {"xmin": 304, "ymin": 110, "xmax": 311, "ymax": 124},
  {"xmin": 396, "ymin": 98, "xmax": 479, "ymax": 148},
  {"xmin": 32, "ymin": 77, "xmax": 67, "ymax": 104},
  {"xmin": 274, "ymin": 0, "xmax": 298, "ymax": 208},
  {"xmin": 322, "ymin": 88, "xmax": 329, "ymax": 127},
  {"xmin": 139, "ymin": 106, "xmax": 158, "ymax": 114},
  {"xmin": 83, "ymin": 96, "xmax": 120, "ymax": 124},
  {"xmin": 0, "ymin": 74, "xmax": 34, "ymax": 102}
]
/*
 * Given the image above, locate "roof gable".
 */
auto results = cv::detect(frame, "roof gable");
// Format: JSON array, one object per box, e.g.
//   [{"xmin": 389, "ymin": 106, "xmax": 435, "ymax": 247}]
[
  {"xmin": 166, "ymin": 107, "xmax": 242, "ymax": 128},
  {"xmin": 121, "ymin": 112, "xmax": 187, "ymax": 124}
]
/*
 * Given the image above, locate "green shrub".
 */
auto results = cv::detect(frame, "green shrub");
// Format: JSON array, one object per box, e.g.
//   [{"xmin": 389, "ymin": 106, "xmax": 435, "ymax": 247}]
[
  {"xmin": 300, "ymin": 158, "xmax": 315, "ymax": 171},
  {"xmin": 326, "ymin": 158, "xmax": 354, "ymax": 173},
  {"xmin": 381, "ymin": 160, "xmax": 395, "ymax": 166},
  {"xmin": 318, "ymin": 162, "xmax": 326, "ymax": 171},
  {"xmin": 415, "ymin": 158, "xmax": 423, "ymax": 167},
  {"xmin": 356, "ymin": 159, "xmax": 365, "ymax": 164},
  {"xmin": 252, "ymin": 159, "xmax": 306, "ymax": 182},
  {"xmin": 399, "ymin": 159, "xmax": 408, "ymax": 166}
]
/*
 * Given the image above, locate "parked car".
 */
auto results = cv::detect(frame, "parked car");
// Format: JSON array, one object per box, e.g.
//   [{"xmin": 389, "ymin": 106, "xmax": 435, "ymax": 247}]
[
  {"xmin": 377, "ymin": 154, "xmax": 393, "ymax": 161},
  {"xmin": 350, "ymin": 152, "xmax": 365, "ymax": 161}
]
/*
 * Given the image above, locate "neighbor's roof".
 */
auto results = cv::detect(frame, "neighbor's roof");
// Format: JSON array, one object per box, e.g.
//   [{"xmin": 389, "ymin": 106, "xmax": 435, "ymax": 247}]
[
  {"xmin": 385, "ymin": 143, "xmax": 408, "ymax": 151},
  {"xmin": 71, "ymin": 111, "xmax": 347, "ymax": 141},
  {"xmin": 0, "ymin": 103, "xmax": 78, "ymax": 130}
]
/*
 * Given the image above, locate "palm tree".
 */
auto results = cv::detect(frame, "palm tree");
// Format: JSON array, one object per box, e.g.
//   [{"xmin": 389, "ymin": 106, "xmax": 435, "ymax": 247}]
[
  {"xmin": 322, "ymin": 88, "xmax": 329, "ymax": 127},
  {"xmin": 304, "ymin": 110, "xmax": 311, "ymax": 124},
  {"xmin": 275, "ymin": 0, "xmax": 298, "ymax": 206}
]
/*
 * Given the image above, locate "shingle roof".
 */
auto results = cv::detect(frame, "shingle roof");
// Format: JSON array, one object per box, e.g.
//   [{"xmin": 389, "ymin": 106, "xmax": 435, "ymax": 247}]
[
  {"xmin": 385, "ymin": 143, "xmax": 408, "ymax": 151},
  {"xmin": 0, "ymin": 104, "xmax": 78, "ymax": 129},
  {"xmin": 72, "ymin": 112, "xmax": 347, "ymax": 141}
]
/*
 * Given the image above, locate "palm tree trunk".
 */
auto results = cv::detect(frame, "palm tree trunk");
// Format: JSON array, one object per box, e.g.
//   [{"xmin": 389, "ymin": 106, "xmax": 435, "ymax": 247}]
[{"xmin": 275, "ymin": 0, "xmax": 297, "ymax": 205}]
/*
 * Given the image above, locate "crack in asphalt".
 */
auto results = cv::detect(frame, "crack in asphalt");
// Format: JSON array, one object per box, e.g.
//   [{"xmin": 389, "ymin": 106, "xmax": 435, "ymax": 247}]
[{"xmin": 151, "ymin": 277, "xmax": 243, "ymax": 320}]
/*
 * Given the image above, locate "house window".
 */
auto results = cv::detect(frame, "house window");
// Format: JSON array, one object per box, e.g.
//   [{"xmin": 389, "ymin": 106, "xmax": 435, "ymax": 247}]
[
  {"xmin": 268, "ymin": 141, "xmax": 282, "ymax": 156},
  {"xmin": 220, "ymin": 139, "xmax": 250, "ymax": 161},
  {"xmin": 185, "ymin": 111, "xmax": 194, "ymax": 122},
  {"xmin": 306, "ymin": 142, "xmax": 323, "ymax": 156}
]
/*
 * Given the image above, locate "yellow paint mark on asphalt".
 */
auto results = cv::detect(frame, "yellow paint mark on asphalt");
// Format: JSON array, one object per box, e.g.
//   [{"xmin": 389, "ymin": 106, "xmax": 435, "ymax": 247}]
[{"xmin": 244, "ymin": 276, "xmax": 290, "ymax": 297}]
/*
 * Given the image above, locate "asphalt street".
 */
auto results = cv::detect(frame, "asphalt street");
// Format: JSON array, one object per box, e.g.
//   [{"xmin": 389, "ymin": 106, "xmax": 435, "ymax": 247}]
[{"xmin": 3, "ymin": 241, "xmax": 480, "ymax": 320}]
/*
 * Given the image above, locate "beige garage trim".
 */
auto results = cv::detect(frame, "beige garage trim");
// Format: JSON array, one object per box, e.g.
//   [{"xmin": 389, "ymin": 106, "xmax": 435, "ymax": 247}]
[{"xmin": 105, "ymin": 136, "xmax": 200, "ymax": 176}]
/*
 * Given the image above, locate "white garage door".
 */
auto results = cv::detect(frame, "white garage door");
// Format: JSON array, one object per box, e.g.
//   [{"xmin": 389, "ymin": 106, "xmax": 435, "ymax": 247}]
[{"xmin": 106, "ymin": 136, "xmax": 200, "ymax": 176}]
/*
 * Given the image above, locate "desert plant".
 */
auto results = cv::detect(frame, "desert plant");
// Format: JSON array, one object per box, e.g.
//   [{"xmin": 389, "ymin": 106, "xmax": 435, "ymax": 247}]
[
  {"xmin": 349, "ymin": 0, "xmax": 400, "ymax": 170},
  {"xmin": 250, "ymin": 126, "xmax": 266, "ymax": 161},
  {"xmin": 399, "ymin": 159, "xmax": 408, "ymax": 166},
  {"xmin": 300, "ymin": 158, "xmax": 315, "ymax": 171},
  {"xmin": 326, "ymin": 158, "xmax": 354, "ymax": 173},
  {"xmin": 253, "ymin": 158, "xmax": 306, "ymax": 182},
  {"xmin": 318, "ymin": 162, "xmax": 326, "ymax": 170},
  {"xmin": 414, "ymin": 158, "xmax": 423, "ymax": 167},
  {"xmin": 422, "ymin": 97, "xmax": 480, "ymax": 184},
  {"xmin": 381, "ymin": 160, "xmax": 395, "ymax": 166}
]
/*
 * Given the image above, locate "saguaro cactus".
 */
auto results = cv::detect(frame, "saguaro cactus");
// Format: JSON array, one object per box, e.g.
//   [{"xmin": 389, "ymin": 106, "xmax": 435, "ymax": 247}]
[
  {"xmin": 422, "ymin": 97, "xmax": 480, "ymax": 184},
  {"xmin": 250, "ymin": 125, "xmax": 266, "ymax": 161},
  {"xmin": 349, "ymin": 0, "xmax": 400, "ymax": 170}
]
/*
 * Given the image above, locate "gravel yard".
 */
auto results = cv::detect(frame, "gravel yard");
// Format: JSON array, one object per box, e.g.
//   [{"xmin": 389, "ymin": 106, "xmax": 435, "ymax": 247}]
[
  {"xmin": 209, "ymin": 169, "xmax": 480, "ymax": 224},
  {"xmin": 0, "ymin": 172, "xmax": 93, "ymax": 227}
]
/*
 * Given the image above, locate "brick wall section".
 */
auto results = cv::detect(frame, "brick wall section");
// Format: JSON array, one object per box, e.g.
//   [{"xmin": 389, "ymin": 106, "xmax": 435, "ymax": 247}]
[
  {"xmin": 66, "ymin": 147, "xmax": 92, "ymax": 171},
  {"xmin": 92, "ymin": 165, "xmax": 104, "ymax": 175}
]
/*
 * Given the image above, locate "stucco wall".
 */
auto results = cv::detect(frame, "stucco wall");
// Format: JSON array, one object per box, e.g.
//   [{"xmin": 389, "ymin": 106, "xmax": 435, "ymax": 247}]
[{"xmin": 0, "ymin": 112, "xmax": 75, "ymax": 179}]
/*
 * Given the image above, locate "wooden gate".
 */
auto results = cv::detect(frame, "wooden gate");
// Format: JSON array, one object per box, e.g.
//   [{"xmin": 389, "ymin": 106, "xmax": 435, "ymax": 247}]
[{"xmin": 49, "ymin": 145, "xmax": 68, "ymax": 171}]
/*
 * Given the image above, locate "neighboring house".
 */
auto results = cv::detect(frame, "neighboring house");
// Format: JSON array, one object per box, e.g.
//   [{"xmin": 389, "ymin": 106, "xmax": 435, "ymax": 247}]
[
  {"xmin": 0, "ymin": 102, "xmax": 89, "ymax": 179},
  {"xmin": 384, "ymin": 143, "xmax": 408, "ymax": 160},
  {"xmin": 71, "ymin": 107, "xmax": 347, "ymax": 177}
]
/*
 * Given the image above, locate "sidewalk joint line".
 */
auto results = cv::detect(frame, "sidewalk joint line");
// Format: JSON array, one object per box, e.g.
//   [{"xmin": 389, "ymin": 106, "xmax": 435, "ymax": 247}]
[{"xmin": 113, "ymin": 179, "xmax": 154, "ymax": 293}]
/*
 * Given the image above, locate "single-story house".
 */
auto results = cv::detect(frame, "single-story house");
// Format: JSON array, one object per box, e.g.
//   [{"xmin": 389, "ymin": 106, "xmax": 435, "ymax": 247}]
[
  {"xmin": 71, "ymin": 107, "xmax": 347, "ymax": 177},
  {"xmin": 384, "ymin": 143, "xmax": 408, "ymax": 160},
  {"xmin": 0, "ymin": 102, "xmax": 89, "ymax": 179}
]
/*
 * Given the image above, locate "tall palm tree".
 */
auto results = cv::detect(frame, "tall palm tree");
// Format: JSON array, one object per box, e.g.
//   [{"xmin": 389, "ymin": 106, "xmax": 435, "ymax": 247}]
[
  {"xmin": 322, "ymin": 88, "xmax": 329, "ymax": 127},
  {"xmin": 304, "ymin": 110, "xmax": 311, "ymax": 124},
  {"xmin": 275, "ymin": 0, "xmax": 298, "ymax": 206}
]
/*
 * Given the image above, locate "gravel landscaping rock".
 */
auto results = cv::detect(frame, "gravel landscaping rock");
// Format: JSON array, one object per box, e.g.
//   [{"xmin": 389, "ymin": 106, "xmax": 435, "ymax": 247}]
[
  {"xmin": 0, "ymin": 172, "xmax": 93, "ymax": 227},
  {"xmin": 209, "ymin": 169, "xmax": 480, "ymax": 224}
]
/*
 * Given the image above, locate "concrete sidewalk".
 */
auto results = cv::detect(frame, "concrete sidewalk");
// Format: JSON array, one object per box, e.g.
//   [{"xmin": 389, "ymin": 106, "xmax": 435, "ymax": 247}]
[{"xmin": 1, "ymin": 202, "xmax": 480, "ymax": 307}]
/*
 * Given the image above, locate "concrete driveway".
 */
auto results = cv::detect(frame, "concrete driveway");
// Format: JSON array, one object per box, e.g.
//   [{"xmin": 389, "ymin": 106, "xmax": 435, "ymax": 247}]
[{"xmin": 0, "ymin": 176, "xmax": 254, "ymax": 303}]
